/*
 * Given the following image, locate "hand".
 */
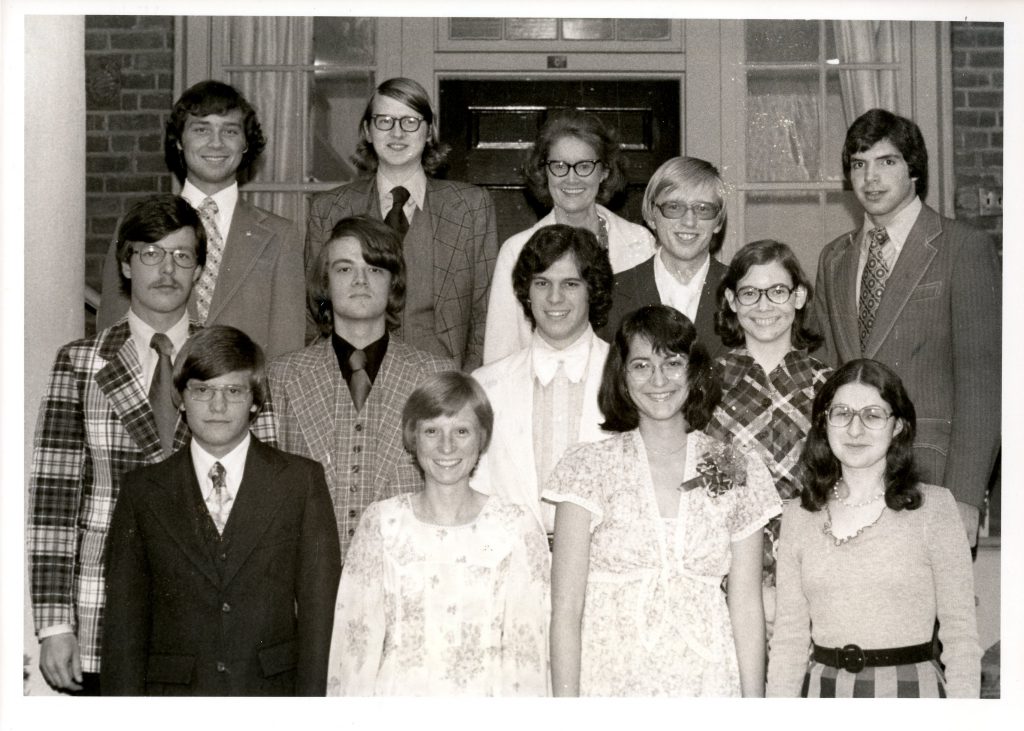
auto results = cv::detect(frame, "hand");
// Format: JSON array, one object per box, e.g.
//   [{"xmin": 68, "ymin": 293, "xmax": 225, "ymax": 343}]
[
  {"xmin": 39, "ymin": 633, "xmax": 83, "ymax": 692},
  {"xmin": 956, "ymin": 500, "xmax": 980, "ymax": 548}
]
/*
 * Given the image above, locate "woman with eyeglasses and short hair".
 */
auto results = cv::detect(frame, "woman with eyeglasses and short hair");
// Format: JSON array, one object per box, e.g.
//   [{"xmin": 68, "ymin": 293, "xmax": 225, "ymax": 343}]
[
  {"xmin": 705, "ymin": 239, "xmax": 832, "ymax": 639},
  {"xmin": 545, "ymin": 305, "xmax": 781, "ymax": 696},
  {"xmin": 767, "ymin": 359, "xmax": 981, "ymax": 697},
  {"xmin": 306, "ymin": 77, "xmax": 498, "ymax": 370},
  {"xmin": 483, "ymin": 110, "xmax": 655, "ymax": 363},
  {"xmin": 597, "ymin": 156, "xmax": 730, "ymax": 359}
]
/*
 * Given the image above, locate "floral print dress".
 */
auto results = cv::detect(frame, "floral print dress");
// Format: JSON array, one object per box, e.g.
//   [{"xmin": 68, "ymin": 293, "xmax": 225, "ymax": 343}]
[
  {"xmin": 543, "ymin": 430, "xmax": 781, "ymax": 696},
  {"xmin": 327, "ymin": 493, "xmax": 551, "ymax": 696}
]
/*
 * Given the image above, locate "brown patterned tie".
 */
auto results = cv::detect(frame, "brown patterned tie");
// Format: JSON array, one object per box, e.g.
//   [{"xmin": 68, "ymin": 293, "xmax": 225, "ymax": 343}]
[
  {"xmin": 208, "ymin": 461, "xmax": 232, "ymax": 534},
  {"xmin": 195, "ymin": 197, "xmax": 224, "ymax": 323},
  {"xmin": 148, "ymin": 332, "xmax": 177, "ymax": 457},
  {"xmin": 858, "ymin": 226, "xmax": 890, "ymax": 351},
  {"xmin": 384, "ymin": 186, "xmax": 410, "ymax": 241},
  {"xmin": 348, "ymin": 349, "xmax": 372, "ymax": 411}
]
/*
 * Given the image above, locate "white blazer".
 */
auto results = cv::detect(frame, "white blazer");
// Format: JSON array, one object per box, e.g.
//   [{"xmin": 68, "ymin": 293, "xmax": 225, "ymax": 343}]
[{"xmin": 471, "ymin": 330, "xmax": 611, "ymax": 529}]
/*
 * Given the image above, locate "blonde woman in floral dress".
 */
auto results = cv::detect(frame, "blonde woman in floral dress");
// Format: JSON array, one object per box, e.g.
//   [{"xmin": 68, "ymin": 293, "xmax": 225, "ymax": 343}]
[
  {"xmin": 545, "ymin": 305, "xmax": 781, "ymax": 696},
  {"xmin": 327, "ymin": 372, "xmax": 550, "ymax": 696}
]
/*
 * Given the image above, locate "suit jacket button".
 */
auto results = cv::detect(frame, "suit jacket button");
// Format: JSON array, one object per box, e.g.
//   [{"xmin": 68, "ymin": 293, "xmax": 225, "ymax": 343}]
[
  {"xmin": 216, "ymin": 661, "xmax": 227, "ymax": 673},
  {"xmin": 351, "ymin": 465, "xmax": 360, "ymax": 473},
  {"xmin": 348, "ymin": 509, "xmax": 357, "ymax": 517},
  {"xmin": 219, "ymin": 552, "xmax": 228, "ymax": 561},
  {"xmin": 222, "ymin": 602, "xmax": 231, "ymax": 613},
  {"xmin": 350, "ymin": 485, "xmax": 357, "ymax": 493},
  {"xmin": 354, "ymin": 423, "xmax": 363, "ymax": 432}
]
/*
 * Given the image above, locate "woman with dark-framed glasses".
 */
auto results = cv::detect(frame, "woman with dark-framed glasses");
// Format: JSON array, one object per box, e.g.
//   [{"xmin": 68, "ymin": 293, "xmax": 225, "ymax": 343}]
[
  {"xmin": 306, "ymin": 77, "xmax": 497, "ymax": 370},
  {"xmin": 767, "ymin": 359, "xmax": 981, "ymax": 697},
  {"xmin": 705, "ymin": 239, "xmax": 831, "ymax": 638},
  {"xmin": 545, "ymin": 305, "xmax": 781, "ymax": 696},
  {"xmin": 598, "ymin": 156, "xmax": 730, "ymax": 358},
  {"xmin": 483, "ymin": 110, "xmax": 655, "ymax": 363}
]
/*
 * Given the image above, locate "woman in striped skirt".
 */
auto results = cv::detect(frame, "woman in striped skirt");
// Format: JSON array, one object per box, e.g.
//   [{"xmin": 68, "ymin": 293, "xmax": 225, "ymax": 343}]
[{"xmin": 766, "ymin": 359, "xmax": 981, "ymax": 697}]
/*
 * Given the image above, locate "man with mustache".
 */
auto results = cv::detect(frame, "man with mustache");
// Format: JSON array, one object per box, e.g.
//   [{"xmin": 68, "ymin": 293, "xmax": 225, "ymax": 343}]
[{"xmin": 30, "ymin": 195, "xmax": 231, "ymax": 694}]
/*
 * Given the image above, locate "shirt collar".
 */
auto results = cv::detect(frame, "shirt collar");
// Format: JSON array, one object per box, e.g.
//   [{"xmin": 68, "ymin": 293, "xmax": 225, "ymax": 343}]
[
  {"xmin": 377, "ymin": 168, "xmax": 427, "ymax": 211},
  {"xmin": 127, "ymin": 309, "xmax": 191, "ymax": 362},
  {"xmin": 180, "ymin": 179, "xmax": 239, "ymax": 230},
  {"xmin": 331, "ymin": 331, "xmax": 390, "ymax": 383},
  {"xmin": 191, "ymin": 433, "xmax": 251, "ymax": 501},
  {"xmin": 862, "ymin": 195, "xmax": 921, "ymax": 258},
  {"xmin": 531, "ymin": 326, "xmax": 593, "ymax": 385}
]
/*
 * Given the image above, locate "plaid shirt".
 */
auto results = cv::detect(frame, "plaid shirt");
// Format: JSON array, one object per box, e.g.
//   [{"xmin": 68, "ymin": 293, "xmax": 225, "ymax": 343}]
[
  {"xmin": 27, "ymin": 319, "xmax": 277, "ymax": 672},
  {"xmin": 705, "ymin": 348, "xmax": 831, "ymax": 585}
]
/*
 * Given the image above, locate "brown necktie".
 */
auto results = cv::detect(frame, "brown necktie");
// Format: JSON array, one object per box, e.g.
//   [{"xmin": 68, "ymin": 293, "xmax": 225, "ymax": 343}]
[
  {"xmin": 858, "ymin": 226, "xmax": 891, "ymax": 351},
  {"xmin": 384, "ymin": 186, "xmax": 410, "ymax": 241},
  {"xmin": 348, "ymin": 349, "xmax": 372, "ymax": 411},
  {"xmin": 148, "ymin": 332, "xmax": 177, "ymax": 456}
]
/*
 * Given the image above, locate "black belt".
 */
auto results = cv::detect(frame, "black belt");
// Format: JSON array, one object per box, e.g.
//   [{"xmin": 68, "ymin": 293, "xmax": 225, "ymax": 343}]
[{"xmin": 812, "ymin": 641, "xmax": 934, "ymax": 673}]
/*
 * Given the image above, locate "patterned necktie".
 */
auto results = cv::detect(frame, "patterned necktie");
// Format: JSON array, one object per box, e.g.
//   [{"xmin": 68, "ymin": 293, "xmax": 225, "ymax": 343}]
[
  {"xmin": 348, "ymin": 349, "xmax": 372, "ymax": 412},
  {"xmin": 148, "ymin": 332, "xmax": 177, "ymax": 456},
  {"xmin": 208, "ymin": 461, "xmax": 232, "ymax": 534},
  {"xmin": 195, "ymin": 197, "xmax": 225, "ymax": 323},
  {"xmin": 858, "ymin": 226, "xmax": 891, "ymax": 350},
  {"xmin": 383, "ymin": 186, "xmax": 410, "ymax": 241}
]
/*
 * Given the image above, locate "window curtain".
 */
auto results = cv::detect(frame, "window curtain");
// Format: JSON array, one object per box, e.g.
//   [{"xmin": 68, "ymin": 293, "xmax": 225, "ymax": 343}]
[
  {"xmin": 226, "ymin": 17, "xmax": 313, "ymax": 224},
  {"xmin": 832, "ymin": 20, "xmax": 898, "ymax": 122}
]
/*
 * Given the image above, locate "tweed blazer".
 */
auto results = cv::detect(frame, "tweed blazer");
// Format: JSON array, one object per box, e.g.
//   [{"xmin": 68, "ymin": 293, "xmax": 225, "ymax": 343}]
[
  {"xmin": 471, "ymin": 330, "xmax": 612, "ymax": 529},
  {"xmin": 810, "ymin": 203, "xmax": 1001, "ymax": 509},
  {"xmin": 598, "ymin": 253, "xmax": 728, "ymax": 359},
  {"xmin": 101, "ymin": 438, "xmax": 341, "ymax": 696},
  {"xmin": 28, "ymin": 318, "xmax": 279, "ymax": 673},
  {"xmin": 267, "ymin": 336, "xmax": 453, "ymax": 558},
  {"xmin": 97, "ymin": 198, "xmax": 306, "ymax": 359},
  {"xmin": 305, "ymin": 176, "xmax": 498, "ymax": 370}
]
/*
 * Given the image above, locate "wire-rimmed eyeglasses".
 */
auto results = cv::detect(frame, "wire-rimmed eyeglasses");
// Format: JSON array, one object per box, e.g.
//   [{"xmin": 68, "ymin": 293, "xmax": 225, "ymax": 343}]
[
  {"xmin": 185, "ymin": 383, "xmax": 252, "ymax": 403},
  {"xmin": 132, "ymin": 245, "xmax": 198, "ymax": 269},
  {"xmin": 826, "ymin": 404, "xmax": 894, "ymax": 430},
  {"xmin": 653, "ymin": 200, "xmax": 721, "ymax": 221}
]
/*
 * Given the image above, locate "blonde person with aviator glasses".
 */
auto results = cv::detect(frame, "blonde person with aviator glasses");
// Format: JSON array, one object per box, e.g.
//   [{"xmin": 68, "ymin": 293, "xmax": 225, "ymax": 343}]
[{"xmin": 545, "ymin": 305, "xmax": 780, "ymax": 696}]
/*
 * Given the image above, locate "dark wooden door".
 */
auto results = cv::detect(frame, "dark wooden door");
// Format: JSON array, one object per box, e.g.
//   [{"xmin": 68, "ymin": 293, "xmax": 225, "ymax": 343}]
[{"xmin": 438, "ymin": 79, "xmax": 681, "ymax": 244}]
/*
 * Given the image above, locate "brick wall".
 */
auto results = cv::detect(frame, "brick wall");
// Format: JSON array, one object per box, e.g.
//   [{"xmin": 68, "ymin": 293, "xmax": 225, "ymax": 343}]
[
  {"xmin": 951, "ymin": 21, "xmax": 1003, "ymax": 249},
  {"xmin": 85, "ymin": 15, "xmax": 175, "ymax": 319}
]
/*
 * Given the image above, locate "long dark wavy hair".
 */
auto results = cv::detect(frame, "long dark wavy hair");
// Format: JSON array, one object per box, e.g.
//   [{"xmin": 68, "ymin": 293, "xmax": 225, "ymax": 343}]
[
  {"xmin": 598, "ymin": 305, "xmax": 720, "ymax": 433},
  {"xmin": 798, "ymin": 358, "xmax": 920, "ymax": 512}
]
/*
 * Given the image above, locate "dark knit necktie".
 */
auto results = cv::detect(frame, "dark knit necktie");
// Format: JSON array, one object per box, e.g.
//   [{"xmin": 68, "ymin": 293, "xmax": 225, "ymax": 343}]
[
  {"xmin": 148, "ymin": 332, "xmax": 177, "ymax": 456},
  {"xmin": 858, "ymin": 226, "xmax": 891, "ymax": 351},
  {"xmin": 348, "ymin": 349, "xmax": 372, "ymax": 412},
  {"xmin": 384, "ymin": 186, "xmax": 410, "ymax": 240}
]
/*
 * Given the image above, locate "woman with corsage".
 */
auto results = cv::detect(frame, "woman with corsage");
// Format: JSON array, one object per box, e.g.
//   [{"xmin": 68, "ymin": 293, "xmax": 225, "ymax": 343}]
[
  {"xmin": 545, "ymin": 304, "xmax": 781, "ymax": 696},
  {"xmin": 327, "ymin": 371, "xmax": 551, "ymax": 696},
  {"xmin": 705, "ymin": 239, "xmax": 831, "ymax": 635},
  {"xmin": 767, "ymin": 359, "xmax": 980, "ymax": 697}
]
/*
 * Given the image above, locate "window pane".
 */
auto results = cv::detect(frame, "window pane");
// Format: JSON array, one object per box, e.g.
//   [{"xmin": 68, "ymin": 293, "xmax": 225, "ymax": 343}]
[
  {"xmin": 563, "ymin": 19, "xmax": 615, "ymax": 41},
  {"xmin": 313, "ymin": 17, "xmax": 375, "ymax": 67},
  {"xmin": 311, "ymin": 70, "xmax": 375, "ymax": 183},
  {"xmin": 747, "ymin": 70, "xmax": 821, "ymax": 182},
  {"xmin": 745, "ymin": 20, "xmax": 819, "ymax": 64},
  {"xmin": 449, "ymin": 17, "xmax": 502, "ymax": 41},
  {"xmin": 744, "ymin": 191, "xmax": 822, "ymax": 279},
  {"xmin": 619, "ymin": 19, "xmax": 671, "ymax": 41},
  {"xmin": 507, "ymin": 18, "xmax": 557, "ymax": 40}
]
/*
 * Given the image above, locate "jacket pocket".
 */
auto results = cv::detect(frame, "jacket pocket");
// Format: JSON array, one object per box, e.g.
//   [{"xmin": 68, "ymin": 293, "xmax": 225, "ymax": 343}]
[
  {"xmin": 258, "ymin": 638, "xmax": 298, "ymax": 678},
  {"xmin": 146, "ymin": 653, "xmax": 196, "ymax": 685}
]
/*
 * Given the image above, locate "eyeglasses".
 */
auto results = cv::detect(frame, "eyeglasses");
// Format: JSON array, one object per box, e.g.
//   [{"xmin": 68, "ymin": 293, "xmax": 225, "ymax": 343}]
[
  {"xmin": 625, "ymin": 357, "xmax": 688, "ymax": 383},
  {"xmin": 132, "ymin": 245, "xmax": 198, "ymax": 269},
  {"xmin": 734, "ymin": 284, "xmax": 796, "ymax": 306},
  {"xmin": 370, "ymin": 114, "xmax": 425, "ymax": 132},
  {"xmin": 185, "ymin": 383, "xmax": 252, "ymax": 403},
  {"xmin": 543, "ymin": 159, "xmax": 602, "ymax": 178},
  {"xmin": 826, "ymin": 404, "xmax": 894, "ymax": 430},
  {"xmin": 653, "ymin": 200, "xmax": 721, "ymax": 221}
]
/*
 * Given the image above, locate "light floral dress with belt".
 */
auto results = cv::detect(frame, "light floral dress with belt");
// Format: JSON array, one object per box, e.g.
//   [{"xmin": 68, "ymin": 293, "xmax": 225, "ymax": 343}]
[
  {"xmin": 327, "ymin": 493, "xmax": 551, "ymax": 696},
  {"xmin": 543, "ymin": 429, "xmax": 781, "ymax": 696}
]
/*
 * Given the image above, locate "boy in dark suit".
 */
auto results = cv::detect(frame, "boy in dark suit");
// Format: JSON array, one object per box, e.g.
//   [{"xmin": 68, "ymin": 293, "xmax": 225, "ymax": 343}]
[{"xmin": 101, "ymin": 325, "xmax": 341, "ymax": 695}]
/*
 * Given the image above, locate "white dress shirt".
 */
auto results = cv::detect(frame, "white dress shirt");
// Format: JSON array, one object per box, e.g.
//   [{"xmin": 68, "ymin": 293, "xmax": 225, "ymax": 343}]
[
  {"xmin": 191, "ymin": 433, "xmax": 252, "ymax": 527},
  {"xmin": 376, "ymin": 168, "xmax": 427, "ymax": 225},
  {"xmin": 181, "ymin": 179, "xmax": 239, "ymax": 243},
  {"xmin": 855, "ymin": 196, "xmax": 921, "ymax": 306},
  {"xmin": 653, "ymin": 250, "xmax": 711, "ymax": 324},
  {"xmin": 128, "ymin": 309, "xmax": 191, "ymax": 393}
]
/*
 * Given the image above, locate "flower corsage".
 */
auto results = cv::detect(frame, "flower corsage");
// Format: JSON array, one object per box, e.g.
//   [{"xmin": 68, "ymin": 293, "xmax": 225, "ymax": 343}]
[{"xmin": 679, "ymin": 442, "xmax": 747, "ymax": 498}]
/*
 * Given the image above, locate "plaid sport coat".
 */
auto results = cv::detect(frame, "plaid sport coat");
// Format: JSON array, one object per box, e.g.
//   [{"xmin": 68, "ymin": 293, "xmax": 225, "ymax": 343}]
[
  {"xmin": 268, "ymin": 336, "xmax": 453, "ymax": 559},
  {"xmin": 27, "ymin": 318, "xmax": 278, "ymax": 673},
  {"xmin": 305, "ymin": 176, "xmax": 498, "ymax": 370}
]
